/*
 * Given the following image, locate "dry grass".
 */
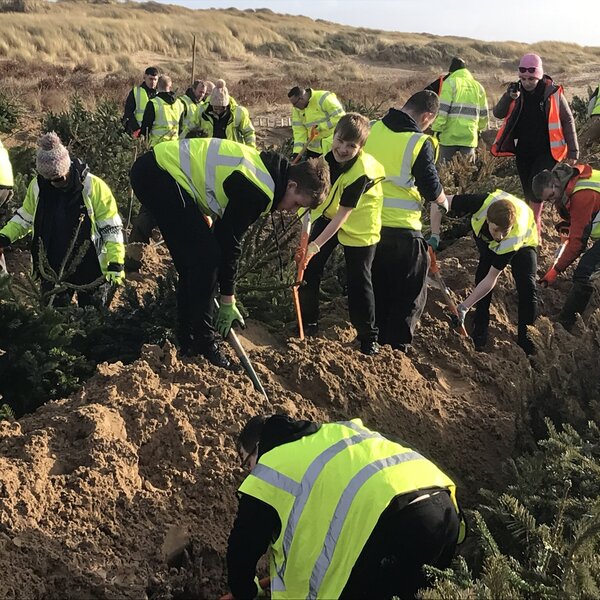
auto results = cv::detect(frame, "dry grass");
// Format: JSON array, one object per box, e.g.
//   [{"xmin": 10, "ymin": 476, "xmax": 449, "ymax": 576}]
[{"xmin": 0, "ymin": 1, "xmax": 599, "ymax": 120}]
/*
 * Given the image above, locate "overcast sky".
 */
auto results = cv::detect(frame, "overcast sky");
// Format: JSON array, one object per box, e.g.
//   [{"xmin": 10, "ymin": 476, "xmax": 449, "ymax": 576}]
[{"xmin": 156, "ymin": 0, "xmax": 600, "ymax": 47}]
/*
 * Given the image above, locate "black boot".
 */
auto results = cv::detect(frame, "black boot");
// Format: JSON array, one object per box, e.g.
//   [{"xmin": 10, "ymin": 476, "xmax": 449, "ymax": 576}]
[
  {"xmin": 202, "ymin": 341, "xmax": 233, "ymax": 369},
  {"xmin": 558, "ymin": 282, "xmax": 594, "ymax": 331}
]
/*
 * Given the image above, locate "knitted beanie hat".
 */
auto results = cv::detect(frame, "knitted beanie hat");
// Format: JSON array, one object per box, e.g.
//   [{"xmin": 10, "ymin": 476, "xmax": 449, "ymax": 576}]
[
  {"xmin": 518, "ymin": 53, "xmax": 543, "ymax": 80},
  {"xmin": 36, "ymin": 132, "xmax": 71, "ymax": 180},
  {"xmin": 210, "ymin": 79, "xmax": 230, "ymax": 108}
]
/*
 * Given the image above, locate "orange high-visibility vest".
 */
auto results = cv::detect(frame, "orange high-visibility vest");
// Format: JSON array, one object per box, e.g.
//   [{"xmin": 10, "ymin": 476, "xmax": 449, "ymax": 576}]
[{"xmin": 491, "ymin": 83, "xmax": 567, "ymax": 161}]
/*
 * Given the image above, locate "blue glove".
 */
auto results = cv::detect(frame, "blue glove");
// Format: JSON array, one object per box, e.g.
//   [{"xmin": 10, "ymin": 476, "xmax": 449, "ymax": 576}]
[
  {"xmin": 215, "ymin": 299, "xmax": 246, "ymax": 338},
  {"xmin": 427, "ymin": 234, "xmax": 440, "ymax": 251}
]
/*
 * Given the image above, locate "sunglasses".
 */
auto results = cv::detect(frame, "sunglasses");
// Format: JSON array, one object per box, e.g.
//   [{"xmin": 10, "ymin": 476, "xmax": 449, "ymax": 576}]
[{"xmin": 518, "ymin": 67, "xmax": 538, "ymax": 74}]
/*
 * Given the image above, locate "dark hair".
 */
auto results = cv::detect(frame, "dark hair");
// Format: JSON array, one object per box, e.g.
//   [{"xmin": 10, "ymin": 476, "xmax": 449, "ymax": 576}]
[
  {"xmin": 334, "ymin": 113, "xmax": 370, "ymax": 147},
  {"xmin": 288, "ymin": 86, "xmax": 304, "ymax": 99},
  {"xmin": 288, "ymin": 157, "xmax": 331, "ymax": 209},
  {"xmin": 144, "ymin": 66, "xmax": 159, "ymax": 76},
  {"xmin": 449, "ymin": 57, "xmax": 466, "ymax": 72},
  {"xmin": 238, "ymin": 415, "xmax": 267, "ymax": 454},
  {"xmin": 487, "ymin": 199, "xmax": 517, "ymax": 230},
  {"xmin": 192, "ymin": 79, "xmax": 206, "ymax": 89},
  {"xmin": 532, "ymin": 170, "xmax": 555, "ymax": 201},
  {"xmin": 403, "ymin": 90, "xmax": 440, "ymax": 116}
]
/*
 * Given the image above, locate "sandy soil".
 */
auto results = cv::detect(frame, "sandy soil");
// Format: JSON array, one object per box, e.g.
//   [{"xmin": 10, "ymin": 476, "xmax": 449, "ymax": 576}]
[{"xmin": 2, "ymin": 200, "xmax": 599, "ymax": 599}]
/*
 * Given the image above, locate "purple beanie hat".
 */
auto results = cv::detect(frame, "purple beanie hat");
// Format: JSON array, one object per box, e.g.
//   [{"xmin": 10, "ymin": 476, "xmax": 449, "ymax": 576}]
[{"xmin": 519, "ymin": 53, "xmax": 543, "ymax": 79}]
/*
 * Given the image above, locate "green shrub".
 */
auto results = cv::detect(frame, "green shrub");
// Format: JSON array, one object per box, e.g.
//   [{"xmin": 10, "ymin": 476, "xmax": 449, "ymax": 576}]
[
  {"xmin": 423, "ymin": 420, "xmax": 600, "ymax": 599},
  {"xmin": 42, "ymin": 96, "xmax": 142, "ymax": 212},
  {"xmin": 0, "ymin": 91, "xmax": 24, "ymax": 134}
]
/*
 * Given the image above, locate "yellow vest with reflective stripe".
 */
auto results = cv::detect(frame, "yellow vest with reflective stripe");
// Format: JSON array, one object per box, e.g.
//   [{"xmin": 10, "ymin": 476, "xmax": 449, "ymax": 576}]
[
  {"xmin": 471, "ymin": 190, "xmax": 538, "ymax": 254},
  {"xmin": 149, "ymin": 97, "xmax": 184, "ymax": 146},
  {"xmin": 133, "ymin": 85, "xmax": 149, "ymax": 126},
  {"xmin": 153, "ymin": 138, "xmax": 275, "ymax": 219},
  {"xmin": 178, "ymin": 94, "xmax": 199, "ymax": 138},
  {"xmin": 364, "ymin": 123, "xmax": 437, "ymax": 231},
  {"xmin": 0, "ymin": 140, "xmax": 14, "ymax": 187},
  {"xmin": 572, "ymin": 169, "xmax": 600, "ymax": 240},
  {"xmin": 591, "ymin": 86, "xmax": 600, "ymax": 117},
  {"xmin": 196, "ymin": 99, "xmax": 256, "ymax": 147},
  {"xmin": 311, "ymin": 149, "xmax": 384, "ymax": 247},
  {"xmin": 239, "ymin": 419, "xmax": 464, "ymax": 600},
  {"xmin": 0, "ymin": 173, "xmax": 124, "ymax": 273},
  {"xmin": 291, "ymin": 90, "xmax": 345, "ymax": 155}
]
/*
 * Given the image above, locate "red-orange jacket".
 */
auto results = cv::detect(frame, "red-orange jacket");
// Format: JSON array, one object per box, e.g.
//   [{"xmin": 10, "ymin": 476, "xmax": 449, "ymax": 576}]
[{"xmin": 554, "ymin": 164, "xmax": 600, "ymax": 272}]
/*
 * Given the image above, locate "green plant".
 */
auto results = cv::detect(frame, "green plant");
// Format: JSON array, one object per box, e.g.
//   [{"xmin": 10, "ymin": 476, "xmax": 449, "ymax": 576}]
[
  {"xmin": 422, "ymin": 420, "xmax": 600, "ymax": 599},
  {"xmin": 0, "ymin": 91, "xmax": 24, "ymax": 134},
  {"xmin": 42, "ymin": 96, "xmax": 141, "ymax": 211},
  {"xmin": 571, "ymin": 87, "xmax": 595, "ymax": 129}
]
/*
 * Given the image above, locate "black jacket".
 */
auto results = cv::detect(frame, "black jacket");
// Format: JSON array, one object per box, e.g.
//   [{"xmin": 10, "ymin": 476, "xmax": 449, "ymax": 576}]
[
  {"xmin": 227, "ymin": 416, "xmax": 320, "ymax": 600},
  {"xmin": 122, "ymin": 82, "xmax": 156, "ymax": 134},
  {"xmin": 215, "ymin": 151, "xmax": 290, "ymax": 296},
  {"xmin": 381, "ymin": 108, "xmax": 443, "ymax": 202},
  {"xmin": 31, "ymin": 159, "xmax": 108, "ymax": 284}
]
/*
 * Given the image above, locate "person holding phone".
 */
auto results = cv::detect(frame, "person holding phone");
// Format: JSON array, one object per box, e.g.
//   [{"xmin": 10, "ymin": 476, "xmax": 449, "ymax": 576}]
[{"xmin": 491, "ymin": 53, "xmax": 578, "ymax": 236}]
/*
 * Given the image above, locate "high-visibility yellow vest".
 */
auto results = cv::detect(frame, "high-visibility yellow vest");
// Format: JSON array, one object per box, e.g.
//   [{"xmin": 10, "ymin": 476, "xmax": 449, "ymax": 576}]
[
  {"xmin": 471, "ymin": 190, "xmax": 538, "ymax": 254},
  {"xmin": 572, "ymin": 169, "xmax": 600, "ymax": 241},
  {"xmin": 0, "ymin": 140, "xmax": 14, "ymax": 187},
  {"xmin": 148, "ymin": 97, "xmax": 184, "ymax": 147},
  {"xmin": 431, "ymin": 68, "xmax": 489, "ymax": 148},
  {"xmin": 312, "ymin": 148, "xmax": 385, "ymax": 247},
  {"xmin": 178, "ymin": 94, "xmax": 200, "ymax": 138},
  {"xmin": 239, "ymin": 419, "xmax": 464, "ymax": 600},
  {"xmin": 0, "ymin": 173, "xmax": 124, "ymax": 273},
  {"xmin": 291, "ymin": 90, "xmax": 345, "ymax": 155},
  {"xmin": 195, "ymin": 98, "xmax": 256, "ymax": 147},
  {"xmin": 133, "ymin": 85, "xmax": 149, "ymax": 127},
  {"xmin": 590, "ymin": 86, "xmax": 600, "ymax": 117},
  {"xmin": 153, "ymin": 138, "xmax": 275, "ymax": 219},
  {"xmin": 364, "ymin": 123, "xmax": 438, "ymax": 231}
]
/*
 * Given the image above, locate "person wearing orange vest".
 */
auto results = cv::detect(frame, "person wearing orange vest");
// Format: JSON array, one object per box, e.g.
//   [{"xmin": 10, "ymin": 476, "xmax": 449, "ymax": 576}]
[
  {"xmin": 532, "ymin": 163, "xmax": 600, "ymax": 330},
  {"xmin": 491, "ymin": 53, "xmax": 578, "ymax": 235}
]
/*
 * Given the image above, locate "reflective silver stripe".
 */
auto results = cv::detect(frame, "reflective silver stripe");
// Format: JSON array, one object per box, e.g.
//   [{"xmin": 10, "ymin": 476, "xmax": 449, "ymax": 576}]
[
  {"xmin": 308, "ymin": 451, "xmax": 424, "ymax": 598},
  {"xmin": 82, "ymin": 176, "xmax": 101, "ymax": 253},
  {"xmin": 480, "ymin": 108, "xmax": 489, "ymax": 117},
  {"xmin": 204, "ymin": 139, "xmax": 274, "ymax": 217},
  {"xmin": 234, "ymin": 106, "xmax": 242, "ymax": 128},
  {"xmin": 318, "ymin": 92, "xmax": 332, "ymax": 109},
  {"xmin": 293, "ymin": 142, "xmax": 304, "ymax": 151},
  {"xmin": 574, "ymin": 181, "xmax": 600, "ymax": 191},
  {"xmin": 386, "ymin": 133, "xmax": 423, "ymax": 189},
  {"xmin": 548, "ymin": 122, "xmax": 562, "ymax": 130},
  {"xmin": 251, "ymin": 463, "xmax": 301, "ymax": 496},
  {"xmin": 438, "ymin": 102, "xmax": 451, "ymax": 114},
  {"xmin": 291, "ymin": 120, "xmax": 303, "ymax": 126},
  {"xmin": 592, "ymin": 212, "xmax": 600, "ymax": 225},
  {"xmin": 550, "ymin": 139, "xmax": 566, "ymax": 148},
  {"xmin": 10, "ymin": 208, "xmax": 33, "ymax": 230},
  {"xmin": 278, "ymin": 425, "xmax": 383, "ymax": 583},
  {"xmin": 204, "ymin": 138, "xmax": 226, "ymax": 216},
  {"xmin": 178, "ymin": 139, "xmax": 202, "ymax": 200},
  {"xmin": 382, "ymin": 197, "xmax": 422, "ymax": 211},
  {"xmin": 97, "ymin": 215, "xmax": 124, "ymax": 244}
]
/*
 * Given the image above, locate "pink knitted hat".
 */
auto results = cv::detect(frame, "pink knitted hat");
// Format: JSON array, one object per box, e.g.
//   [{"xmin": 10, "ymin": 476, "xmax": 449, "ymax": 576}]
[{"xmin": 518, "ymin": 53, "xmax": 543, "ymax": 79}]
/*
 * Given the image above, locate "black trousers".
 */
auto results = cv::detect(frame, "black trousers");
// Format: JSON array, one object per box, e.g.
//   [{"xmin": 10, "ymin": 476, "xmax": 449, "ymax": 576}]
[
  {"xmin": 130, "ymin": 151, "xmax": 219, "ymax": 348},
  {"xmin": 339, "ymin": 491, "xmax": 460, "ymax": 600},
  {"xmin": 515, "ymin": 151, "xmax": 556, "ymax": 203},
  {"xmin": 573, "ymin": 238, "xmax": 600, "ymax": 286},
  {"xmin": 299, "ymin": 216, "xmax": 378, "ymax": 343},
  {"xmin": 372, "ymin": 228, "xmax": 429, "ymax": 348},
  {"xmin": 472, "ymin": 239, "xmax": 537, "ymax": 349}
]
